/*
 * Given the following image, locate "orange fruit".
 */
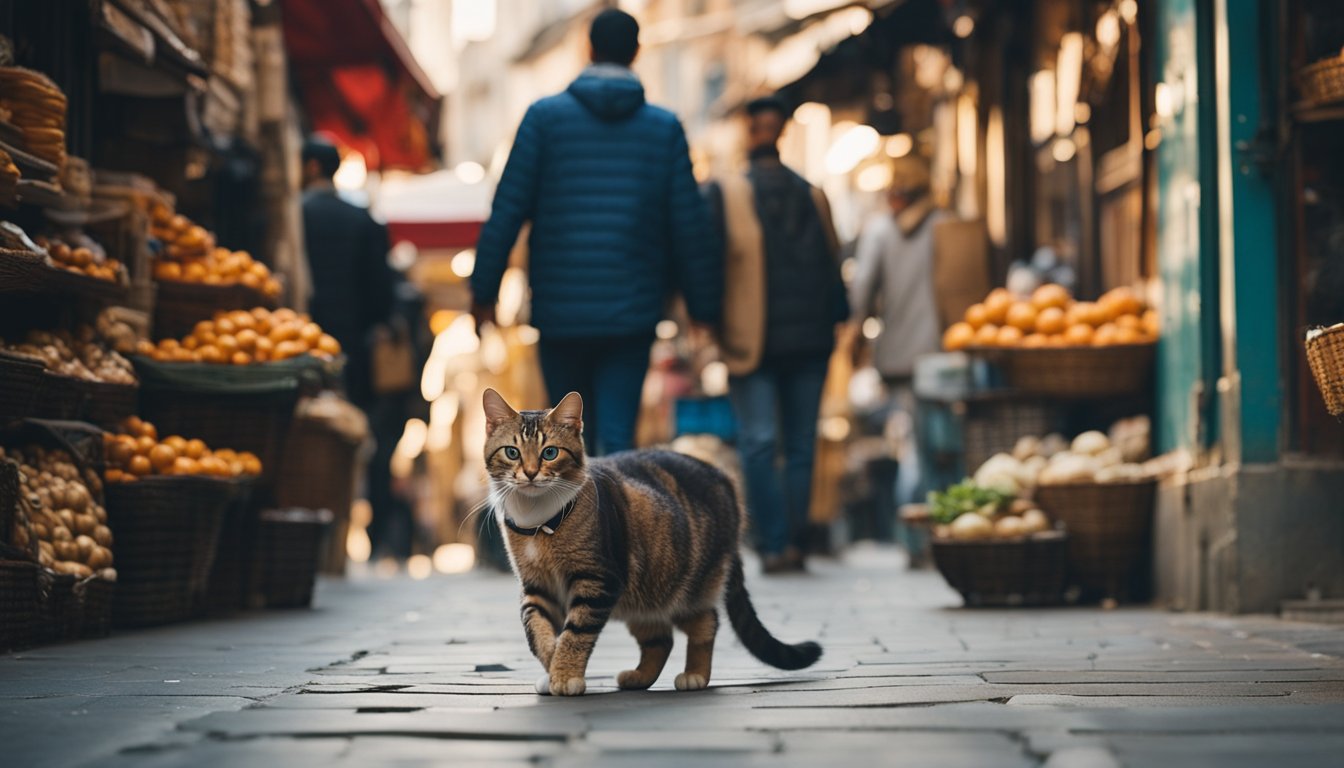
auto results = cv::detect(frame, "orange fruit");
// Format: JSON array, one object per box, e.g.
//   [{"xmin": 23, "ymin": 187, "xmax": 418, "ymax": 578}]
[
  {"xmin": 317, "ymin": 334, "xmax": 341, "ymax": 356},
  {"xmin": 183, "ymin": 262, "xmax": 208, "ymax": 282},
  {"xmin": 184, "ymin": 439, "xmax": 207, "ymax": 460},
  {"xmin": 164, "ymin": 435, "xmax": 188, "ymax": 453},
  {"xmin": 239, "ymin": 452, "xmax": 262, "ymax": 475},
  {"xmin": 215, "ymin": 317, "xmax": 237, "ymax": 335},
  {"xmin": 1022, "ymin": 333, "xmax": 1050, "ymax": 348},
  {"xmin": 299, "ymin": 322, "xmax": 323, "ymax": 346},
  {"xmin": 1115, "ymin": 326, "xmax": 1143, "ymax": 345},
  {"xmin": 1115, "ymin": 314, "xmax": 1143, "ymax": 332},
  {"xmin": 943, "ymin": 322, "xmax": 976, "ymax": 351},
  {"xmin": 197, "ymin": 344, "xmax": 223, "ymax": 364},
  {"xmin": 983, "ymin": 292, "xmax": 1012, "ymax": 325},
  {"xmin": 973, "ymin": 324, "xmax": 1001, "ymax": 347},
  {"xmin": 964, "ymin": 303, "xmax": 989, "ymax": 329},
  {"xmin": 996, "ymin": 326, "xmax": 1025, "ymax": 346},
  {"xmin": 269, "ymin": 323, "xmax": 299, "ymax": 344},
  {"xmin": 1093, "ymin": 323, "xmax": 1119, "ymax": 346},
  {"xmin": 129, "ymin": 455, "xmax": 152, "ymax": 476},
  {"xmin": 231, "ymin": 351, "xmax": 250, "ymax": 365},
  {"xmin": 1031, "ymin": 283, "xmax": 1071, "ymax": 311},
  {"xmin": 1142, "ymin": 309, "xmax": 1160, "ymax": 337},
  {"xmin": 172, "ymin": 456, "xmax": 200, "ymax": 476},
  {"xmin": 273, "ymin": 308, "xmax": 298, "ymax": 324},
  {"xmin": 1035, "ymin": 306, "xmax": 1067, "ymax": 335},
  {"xmin": 1006, "ymin": 302, "xmax": 1038, "ymax": 332},
  {"xmin": 1101, "ymin": 286, "xmax": 1144, "ymax": 318},
  {"xmin": 216, "ymin": 334, "xmax": 239, "ymax": 355},
  {"xmin": 1064, "ymin": 324, "xmax": 1094, "ymax": 346},
  {"xmin": 154, "ymin": 261, "xmax": 182, "ymax": 280},
  {"xmin": 134, "ymin": 435, "xmax": 156, "ymax": 455},
  {"xmin": 148, "ymin": 443, "xmax": 177, "ymax": 472},
  {"xmin": 235, "ymin": 328, "xmax": 259, "ymax": 352}
]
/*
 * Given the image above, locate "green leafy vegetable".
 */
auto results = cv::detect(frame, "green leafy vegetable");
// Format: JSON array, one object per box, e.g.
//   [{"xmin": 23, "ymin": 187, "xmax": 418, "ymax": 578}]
[{"xmin": 927, "ymin": 480, "xmax": 1014, "ymax": 524}]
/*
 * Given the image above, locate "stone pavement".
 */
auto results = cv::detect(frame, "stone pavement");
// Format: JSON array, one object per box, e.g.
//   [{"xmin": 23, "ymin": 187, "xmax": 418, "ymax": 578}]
[{"xmin": 3, "ymin": 545, "xmax": 1344, "ymax": 767}]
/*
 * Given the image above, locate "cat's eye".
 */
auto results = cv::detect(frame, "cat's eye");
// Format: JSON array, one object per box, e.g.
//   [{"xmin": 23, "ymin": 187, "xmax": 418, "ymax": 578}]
[
  {"xmin": 541, "ymin": 446, "xmax": 559, "ymax": 461},
  {"xmin": 504, "ymin": 447, "xmax": 521, "ymax": 460}
]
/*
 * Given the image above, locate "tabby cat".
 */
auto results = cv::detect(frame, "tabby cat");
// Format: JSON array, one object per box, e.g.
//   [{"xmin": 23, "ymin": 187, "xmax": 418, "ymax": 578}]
[{"xmin": 483, "ymin": 389, "xmax": 822, "ymax": 696}]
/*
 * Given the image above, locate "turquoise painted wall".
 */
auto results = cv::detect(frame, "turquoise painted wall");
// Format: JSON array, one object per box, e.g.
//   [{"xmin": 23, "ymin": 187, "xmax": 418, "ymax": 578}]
[
  {"xmin": 1153, "ymin": 0, "xmax": 1216, "ymax": 454},
  {"xmin": 1217, "ymin": 0, "xmax": 1282, "ymax": 463}
]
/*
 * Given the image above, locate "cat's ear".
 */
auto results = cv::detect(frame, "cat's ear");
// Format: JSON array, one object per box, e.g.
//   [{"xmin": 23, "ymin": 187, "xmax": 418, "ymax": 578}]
[
  {"xmin": 547, "ymin": 391, "xmax": 584, "ymax": 431},
  {"xmin": 482, "ymin": 388, "xmax": 519, "ymax": 434}
]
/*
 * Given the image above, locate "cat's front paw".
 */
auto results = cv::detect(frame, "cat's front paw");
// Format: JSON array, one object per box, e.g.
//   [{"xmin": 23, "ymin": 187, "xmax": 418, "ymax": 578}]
[
  {"xmin": 674, "ymin": 672, "xmax": 708, "ymax": 691},
  {"xmin": 535, "ymin": 674, "xmax": 551, "ymax": 695},
  {"xmin": 547, "ymin": 675, "xmax": 586, "ymax": 696}
]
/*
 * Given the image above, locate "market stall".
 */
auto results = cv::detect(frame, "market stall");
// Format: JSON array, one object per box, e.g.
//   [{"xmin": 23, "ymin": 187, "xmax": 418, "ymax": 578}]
[{"xmin": 0, "ymin": 2, "xmax": 372, "ymax": 650}]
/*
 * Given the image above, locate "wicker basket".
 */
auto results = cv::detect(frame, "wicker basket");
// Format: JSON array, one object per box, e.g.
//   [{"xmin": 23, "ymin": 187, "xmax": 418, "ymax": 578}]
[
  {"xmin": 41, "ymin": 571, "xmax": 80, "ymax": 643},
  {"xmin": 963, "ymin": 397, "xmax": 1062, "ymax": 471},
  {"xmin": 104, "ymin": 476, "xmax": 236, "ymax": 627},
  {"xmin": 75, "ymin": 575, "xmax": 114, "ymax": 638},
  {"xmin": 994, "ymin": 344, "xmax": 1155, "ymax": 398},
  {"xmin": 32, "ymin": 372, "xmax": 86, "ymax": 421},
  {"xmin": 251, "ymin": 508, "xmax": 332, "ymax": 609},
  {"xmin": 204, "ymin": 482, "xmax": 259, "ymax": 613},
  {"xmin": 275, "ymin": 416, "xmax": 363, "ymax": 575},
  {"xmin": 152, "ymin": 280, "xmax": 278, "ymax": 340},
  {"xmin": 931, "ymin": 531, "xmax": 1069, "ymax": 607},
  {"xmin": 1305, "ymin": 324, "xmax": 1344, "ymax": 416},
  {"xmin": 1299, "ymin": 50, "xmax": 1344, "ymax": 107},
  {"xmin": 0, "ymin": 351, "xmax": 44, "ymax": 424},
  {"xmin": 0, "ymin": 558, "xmax": 41, "ymax": 651},
  {"xmin": 78, "ymin": 379, "xmax": 140, "ymax": 429},
  {"xmin": 1033, "ymin": 478, "xmax": 1156, "ymax": 602}
]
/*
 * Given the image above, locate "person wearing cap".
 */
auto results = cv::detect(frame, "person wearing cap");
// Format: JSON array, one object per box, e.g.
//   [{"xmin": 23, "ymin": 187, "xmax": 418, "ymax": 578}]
[
  {"xmin": 848, "ymin": 154, "xmax": 947, "ymax": 505},
  {"xmin": 704, "ymin": 96, "xmax": 848, "ymax": 574},
  {"xmin": 470, "ymin": 8, "xmax": 720, "ymax": 457}
]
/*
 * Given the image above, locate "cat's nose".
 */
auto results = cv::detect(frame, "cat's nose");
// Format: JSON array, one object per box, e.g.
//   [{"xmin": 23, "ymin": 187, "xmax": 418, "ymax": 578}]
[{"xmin": 524, "ymin": 468, "xmax": 538, "ymax": 480}]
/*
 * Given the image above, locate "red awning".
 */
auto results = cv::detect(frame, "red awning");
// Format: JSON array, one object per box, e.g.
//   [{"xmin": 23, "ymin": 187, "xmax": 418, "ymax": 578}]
[{"xmin": 281, "ymin": 0, "xmax": 441, "ymax": 171}]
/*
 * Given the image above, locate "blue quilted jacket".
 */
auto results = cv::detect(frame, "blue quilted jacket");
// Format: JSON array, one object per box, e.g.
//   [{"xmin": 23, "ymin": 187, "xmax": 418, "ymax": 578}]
[{"xmin": 471, "ymin": 65, "xmax": 721, "ymax": 339}]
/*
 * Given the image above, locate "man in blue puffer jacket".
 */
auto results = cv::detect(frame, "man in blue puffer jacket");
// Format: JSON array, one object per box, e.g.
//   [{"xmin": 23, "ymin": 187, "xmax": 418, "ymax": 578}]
[{"xmin": 470, "ymin": 8, "xmax": 720, "ymax": 456}]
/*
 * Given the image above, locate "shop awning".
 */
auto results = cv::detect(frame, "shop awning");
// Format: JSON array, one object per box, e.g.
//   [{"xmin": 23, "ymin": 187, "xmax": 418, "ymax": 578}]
[
  {"xmin": 776, "ymin": 0, "xmax": 946, "ymax": 107},
  {"xmin": 377, "ymin": 170, "xmax": 492, "ymax": 251},
  {"xmin": 281, "ymin": 0, "xmax": 441, "ymax": 172}
]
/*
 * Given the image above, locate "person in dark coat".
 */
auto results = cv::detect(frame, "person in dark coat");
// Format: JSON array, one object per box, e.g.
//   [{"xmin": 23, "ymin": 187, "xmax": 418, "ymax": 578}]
[
  {"xmin": 704, "ymin": 96, "xmax": 848, "ymax": 573},
  {"xmin": 300, "ymin": 137, "xmax": 397, "ymax": 408},
  {"xmin": 470, "ymin": 8, "xmax": 720, "ymax": 456}
]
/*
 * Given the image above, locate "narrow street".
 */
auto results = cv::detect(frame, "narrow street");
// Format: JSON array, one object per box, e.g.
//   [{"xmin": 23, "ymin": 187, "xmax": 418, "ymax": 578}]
[{"xmin": 3, "ymin": 548, "xmax": 1343, "ymax": 768}]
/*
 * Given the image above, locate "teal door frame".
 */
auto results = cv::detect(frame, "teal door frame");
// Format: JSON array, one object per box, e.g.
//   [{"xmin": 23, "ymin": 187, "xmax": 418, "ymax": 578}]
[{"xmin": 1214, "ymin": 0, "xmax": 1282, "ymax": 464}]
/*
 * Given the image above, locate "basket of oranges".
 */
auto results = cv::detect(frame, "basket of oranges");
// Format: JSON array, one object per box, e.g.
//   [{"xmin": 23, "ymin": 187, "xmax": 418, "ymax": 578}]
[
  {"xmin": 944, "ymin": 285, "xmax": 1158, "ymax": 398},
  {"xmin": 130, "ymin": 308, "xmax": 343, "ymax": 482},
  {"xmin": 101, "ymin": 417, "xmax": 258, "ymax": 627}
]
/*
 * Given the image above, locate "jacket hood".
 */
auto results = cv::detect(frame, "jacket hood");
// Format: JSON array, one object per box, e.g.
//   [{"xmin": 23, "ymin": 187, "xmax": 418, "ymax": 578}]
[{"xmin": 567, "ymin": 64, "xmax": 646, "ymax": 121}]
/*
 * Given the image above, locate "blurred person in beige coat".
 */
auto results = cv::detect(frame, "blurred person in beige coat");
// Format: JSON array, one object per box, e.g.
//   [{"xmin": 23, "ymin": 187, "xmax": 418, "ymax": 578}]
[{"xmin": 848, "ymin": 155, "xmax": 947, "ymax": 505}]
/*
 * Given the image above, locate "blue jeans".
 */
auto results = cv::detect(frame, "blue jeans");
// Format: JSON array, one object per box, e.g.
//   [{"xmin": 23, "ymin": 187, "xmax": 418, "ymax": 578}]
[
  {"xmin": 537, "ymin": 334, "xmax": 652, "ymax": 456},
  {"xmin": 729, "ymin": 354, "xmax": 830, "ymax": 556}
]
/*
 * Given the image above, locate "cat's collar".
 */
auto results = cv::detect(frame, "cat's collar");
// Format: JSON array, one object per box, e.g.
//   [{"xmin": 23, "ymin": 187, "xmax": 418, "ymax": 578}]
[{"xmin": 504, "ymin": 499, "xmax": 576, "ymax": 537}]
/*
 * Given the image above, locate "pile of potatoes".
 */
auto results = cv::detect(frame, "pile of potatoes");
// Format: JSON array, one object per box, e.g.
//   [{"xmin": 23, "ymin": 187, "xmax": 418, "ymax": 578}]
[
  {"xmin": 103, "ymin": 417, "xmax": 262, "ymax": 483},
  {"xmin": 32, "ymin": 234, "xmax": 124, "ymax": 284},
  {"xmin": 134, "ymin": 307, "xmax": 341, "ymax": 365},
  {"xmin": 944, "ymin": 284, "xmax": 1160, "ymax": 351},
  {"xmin": 0, "ymin": 326, "xmax": 137, "ymax": 384},
  {"xmin": 0, "ymin": 445, "xmax": 115, "ymax": 580},
  {"xmin": 149, "ymin": 203, "xmax": 281, "ymax": 298}
]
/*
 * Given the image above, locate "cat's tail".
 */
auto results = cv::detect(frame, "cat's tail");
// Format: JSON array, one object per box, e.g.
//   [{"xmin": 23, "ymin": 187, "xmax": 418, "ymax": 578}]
[{"xmin": 723, "ymin": 554, "xmax": 822, "ymax": 670}]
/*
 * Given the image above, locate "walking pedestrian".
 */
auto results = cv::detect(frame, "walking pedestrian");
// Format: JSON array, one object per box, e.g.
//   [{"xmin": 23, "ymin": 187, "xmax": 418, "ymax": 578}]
[
  {"xmin": 848, "ymin": 154, "xmax": 947, "ymax": 506},
  {"xmin": 705, "ymin": 96, "xmax": 848, "ymax": 573},
  {"xmin": 300, "ymin": 137, "xmax": 397, "ymax": 407},
  {"xmin": 300, "ymin": 135, "xmax": 400, "ymax": 555},
  {"xmin": 470, "ymin": 8, "xmax": 720, "ymax": 457}
]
